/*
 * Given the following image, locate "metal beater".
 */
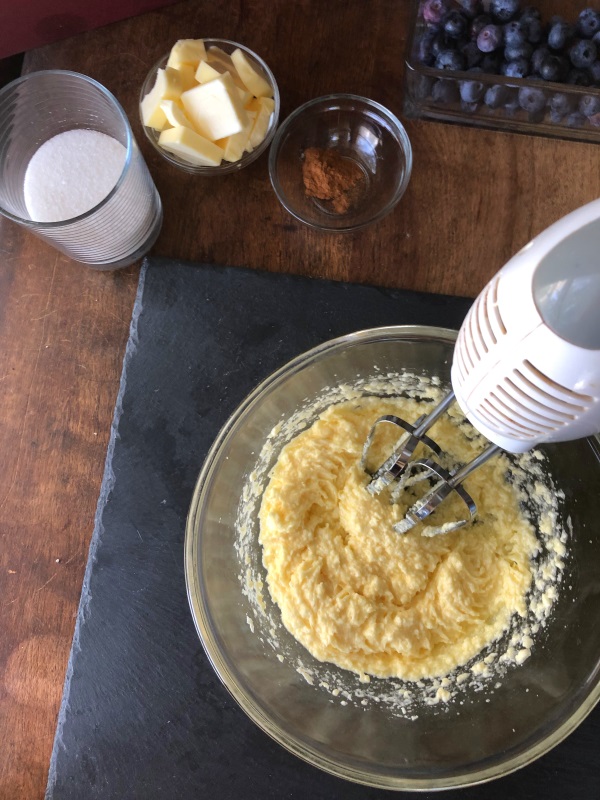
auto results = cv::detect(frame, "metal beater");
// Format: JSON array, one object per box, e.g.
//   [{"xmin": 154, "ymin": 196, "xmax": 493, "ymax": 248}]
[{"xmin": 363, "ymin": 197, "xmax": 600, "ymax": 533}]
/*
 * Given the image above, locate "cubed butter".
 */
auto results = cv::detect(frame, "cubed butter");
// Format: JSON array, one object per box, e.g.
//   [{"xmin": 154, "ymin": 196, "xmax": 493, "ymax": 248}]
[
  {"xmin": 167, "ymin": 39, "xmax": 207, "ymax": 69},
  {"xmin": 248, "ymin": 96, "xmax": 274, "ymax": 148},
  {"xmin": 196, "ymin": 61, "xmax": 253, "ymax": 106},
  {"xmin": 181, "ymin": 72, "xmax": 249, "ymax": 141},
  {"xmin": 175, "ymin": 64, "xmax": 198, "ymax": 92},
  {"xmin": 141, "ymin": 67, "xmax": 187, "ymax": 130},
  {"xmin": 231, "ymin": 48, "xmax": 273, "ymax": 98},
  {"xmin": 215, "ymin": 110, "xmax": 257, "ymax": 162},
  {"xmin": 160, "ymin": 100, "xmax": 194, "ymax": 129},
  {"xmin": 158, "ymin": 125, "xmax": 224, "ymax": 166},
  {"xmin": 195, "ymin": 60, "xmax": 221, "ymax": 83}
]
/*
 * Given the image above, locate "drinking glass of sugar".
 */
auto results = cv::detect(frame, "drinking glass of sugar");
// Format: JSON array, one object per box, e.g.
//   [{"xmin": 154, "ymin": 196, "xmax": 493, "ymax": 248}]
[{"xmin": 0, "ymin": 71, "xmax": 163, "ymax": 269}]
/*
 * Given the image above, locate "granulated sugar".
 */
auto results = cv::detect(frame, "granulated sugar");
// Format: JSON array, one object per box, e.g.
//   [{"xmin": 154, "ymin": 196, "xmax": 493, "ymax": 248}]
[{"xmin": 24, "ymin": 129, "xmax": 126, "ymax": 222}]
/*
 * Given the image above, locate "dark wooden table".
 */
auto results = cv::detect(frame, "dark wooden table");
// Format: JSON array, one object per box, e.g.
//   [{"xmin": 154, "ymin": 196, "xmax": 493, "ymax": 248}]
[{"xmin": 0, "ymin": 1, "xmax": 599, "ymax": 797}]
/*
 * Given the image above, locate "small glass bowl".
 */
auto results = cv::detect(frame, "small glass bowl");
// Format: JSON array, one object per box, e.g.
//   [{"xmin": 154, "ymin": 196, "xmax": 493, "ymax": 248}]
[
  {"xmin": 139, "ymin": 39, "xmax": 280, "ymax": 175},
  {"xmin": 268, "ymin": 94, "xmax": 413, "ymax": 232}
]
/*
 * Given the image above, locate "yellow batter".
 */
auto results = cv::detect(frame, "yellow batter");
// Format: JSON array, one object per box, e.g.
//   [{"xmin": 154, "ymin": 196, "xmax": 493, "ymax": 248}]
[{"xmin": 259, "ymin": 397, "xmax": 538, "ymax": 681}]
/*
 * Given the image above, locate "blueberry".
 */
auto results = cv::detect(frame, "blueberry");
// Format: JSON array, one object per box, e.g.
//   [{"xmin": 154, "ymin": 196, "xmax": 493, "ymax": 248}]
[
  {"xmin": 422, "ymin": 0, "xmax": 448, "ymax": 25},
  {"xmin": 459, "ymin": 78, "xmax": 485, "ymax": 102},
  {"xmin": 477, "ymin": 24, "xmax": 503, "ymax": 52},
  {"xmin": 519, "ymin": 6, "xmax": 541, "ymax": 24},
  {"xmin": 484, "ymin": 83, "xmax": 512, "ymax": 107},
  {"xmin": 539, "ymin": 55, "xmax": 570, "ymax": 82},
  {"xmin": 518, "ymin": 85, "xmax": 547, "ymax": 112},
  {"xmin": 504, "ymin": 41, "xmax": 533, "ymax": 62},
  {"xmin": 481, "ymin": 51, "xmax": 503, "ymax": 72},
  {"xmin": 579, "ymin": 94, "xmax": 600, "ymax": 116},
  {"xmin": 417, "ymin": 29, "xmax": 438, "ymax": 64},
  {"xmin": 456, "ymin": 0, "xmax": 483, "ymax": 18},
  {"xmin": 594, "ymin": 31, "xmax": 600, "ymax": 46},
  {"xmin": 461, "ymin": 40, "xmax": 484, "ymax": 68},
  {"xmin": 577, "ymin": 8, "xmax": 600, "ymax": 39},
  {"xmin": 490, "ymin": 0, "xmax": 519, "ymax": 23},
  {"xmin": 531, "ymin": 45, "xmax": 550, "ymax": 74},
  {"xmin": 432, "ymin": 79, "xmax": 461, "ymax": 103},
  {"xmin": 567, "ymin": 68, "xmax": 592, "ymax": 85},
  {"xmin": 589, "ymin": 112, "xmax": 600, "ymax": 126},
  {"xmin": 435, "ymin": 49, "xmax": 467, "ymax": 70},
  {"xmin": 570, "ymin": 40, "xmax": 597, "ymax": 69},
  {"xmin": 444, "ymin": 10, "xmax": 469, "ymax": 39},
  {"xmin": 589, "ymin": 60, "xmax": 600, "ymax": 82},
  {"xmin": 471, "ymin": 14, "xmax": 493, "ymax": 39},
  {"xmin": 550, "ymin": 92, "xmax": 577, "ymax": 117},
  {"xmin": 503, "ymin": 20, "xmax": 527, "ymax": 48},
  {"xmin": 524, "ymin": 17, "xmax": 544, "ymax": 44},
  {"xmin": 565, "ymin": 111, "xmax": 586, "ymax": 127},
  {"xmin": 502, "ymin": 58, "xmax": 530, "ymax": 78},
  {"xmin": 548, "ymin": 21, "xmax": 575, "ymax": 51},
  {"xmin": 461, "ymin": 100, "xmax": 480, "ymax": 112}
]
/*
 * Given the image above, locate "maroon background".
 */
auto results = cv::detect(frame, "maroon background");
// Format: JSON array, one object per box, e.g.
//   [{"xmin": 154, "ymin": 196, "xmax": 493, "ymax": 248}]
[{"xmin": 0, "ymin": 0, "xmax": 179, "ymax": 58}]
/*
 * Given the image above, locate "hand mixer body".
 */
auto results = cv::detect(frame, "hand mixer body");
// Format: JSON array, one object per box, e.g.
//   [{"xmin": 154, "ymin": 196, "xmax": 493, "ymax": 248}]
[{"xmin": 452, "ymin": 197, "xmax": 600, "ymax": 454}]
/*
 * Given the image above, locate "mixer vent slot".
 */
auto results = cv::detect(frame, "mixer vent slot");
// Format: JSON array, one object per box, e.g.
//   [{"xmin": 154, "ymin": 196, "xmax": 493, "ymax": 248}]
[
  {"xmin": 519, "ymin": 360, "xmax": 594, "ymax": 407},
  {"xmin": 456, "ymin": 276, "xmax": 507, "ymax": 384}
]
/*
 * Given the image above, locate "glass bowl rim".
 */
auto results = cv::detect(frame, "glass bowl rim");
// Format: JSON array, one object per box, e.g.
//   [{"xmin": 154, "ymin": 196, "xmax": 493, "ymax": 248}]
[
  {"xmin": 267, "ymin": 93, "xmax": 413, "ymax": 232},
  {"xmin": 184, "ymin": 323, "xmax": 600, "ymax": 790}
]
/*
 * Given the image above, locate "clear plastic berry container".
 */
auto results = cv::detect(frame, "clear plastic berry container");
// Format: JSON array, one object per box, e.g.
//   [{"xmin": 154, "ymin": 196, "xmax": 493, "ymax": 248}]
[{"xmin": 404, "ymin": 0, "xmax": 600, "ymax": 143}]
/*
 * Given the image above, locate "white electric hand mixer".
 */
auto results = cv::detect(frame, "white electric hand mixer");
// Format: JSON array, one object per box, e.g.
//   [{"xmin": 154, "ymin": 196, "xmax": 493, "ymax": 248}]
[{"xmin": 363, "ymin": 197, "xmax": 600, "ymax": 534}]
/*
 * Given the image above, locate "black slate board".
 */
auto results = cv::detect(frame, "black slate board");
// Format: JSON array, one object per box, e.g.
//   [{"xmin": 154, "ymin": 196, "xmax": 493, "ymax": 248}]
[{"xmin": 46, "ymin": 258, "xmax": 600, "ymax": 800}]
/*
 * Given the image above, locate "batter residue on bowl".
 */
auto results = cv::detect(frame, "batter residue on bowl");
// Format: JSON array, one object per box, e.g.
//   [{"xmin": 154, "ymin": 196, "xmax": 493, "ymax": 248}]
[{"xmin": 258, "ymin": 395, "xmax": 543, "ymax": 682}]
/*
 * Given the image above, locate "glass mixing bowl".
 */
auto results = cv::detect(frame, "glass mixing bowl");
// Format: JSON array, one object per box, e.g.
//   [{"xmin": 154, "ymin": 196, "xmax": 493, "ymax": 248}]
[{"xmin": 185, "ymin": 326, "xmax": 600, "ymax": 790}]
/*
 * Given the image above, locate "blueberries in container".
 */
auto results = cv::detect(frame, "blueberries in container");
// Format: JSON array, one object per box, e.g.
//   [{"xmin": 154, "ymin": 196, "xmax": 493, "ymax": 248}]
[
  {"xmin": 444, "ymin": 10, "xmax": 469, "ymax": 39},
  {"xmin": 570, "ymin": 39, "xmax": 597, "ymax": 69},
  {"xmin": 539, "ymin": 54, "xmax": 569, "ymax": 82},
  {"xmin": 502, "ymin": 58, "xmax": 530, "ymax": 77},
  {"xmin": 518, "ymin": 85, "xmax": 547, "ymax": 112},
  {"xmin": 504, "ymin": 41, "xmax": 533, "ymax": 62},
  {"xmin": 435, "ymin": 49, "xmax": 467, "ymax": 70},
  {"xmin": 432, "ymin": 78, "xmax": 461, "ymax": 103},
  {"xmin": 548, "ymin": 21, "xmax": 575, "ymax": 51},
  {"xmin": 423, "ymin": 0, "xmax": 449, "ymax": 25},
  {"xmin": 490, "ymin": 0, "xmax": 520, "ymax": 23},
  {"xmin": 461, "ymin": 40, "xmax": 484, "ymax": 67},
  {"xmin": 471, "ymin": 14, "xmax": 493, "ymax": 39},
  {"xmin": 549, "ymin": 92, "xmax": 578, "ymax": 118},
  {"xmin": 459, "ymin": 78, "xmax": 485, "ymax": 102},
  {"xmin": 579, "ymin": 94, "xmax": 600, "ymax": 117},
  {"xmin": 456, "ymin": 0, "xmax": 483, "ymax": 19},
  {"xmin": 503, "ymin": 20, "xmax": 527, "ymax": 48},
  {"xmin": 577, "ymin": 8, "xmax": 600, "ymax": 40},
  {"xmin": 567, "ymin": 67, "xmax": 592, "ymax": 85},
  {"xmin": 477, "ymin": 24, "xmax": 503, "ymax": 52},
  {"xmin": 484, "ymin": 83, "xmax": 513, "ymax": 107}
]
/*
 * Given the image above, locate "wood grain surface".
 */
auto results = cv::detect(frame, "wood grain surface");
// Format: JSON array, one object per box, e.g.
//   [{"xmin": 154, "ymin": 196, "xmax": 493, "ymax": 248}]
[{"xmin": 0, "ymin": 1, "xmax": 599, "ymax": 797}]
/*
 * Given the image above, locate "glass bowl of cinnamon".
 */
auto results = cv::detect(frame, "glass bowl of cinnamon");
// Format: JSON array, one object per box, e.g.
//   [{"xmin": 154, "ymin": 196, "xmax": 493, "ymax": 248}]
[{"xmin": 268, "ymin": 94, "xmax": 412, "ymax": 232}]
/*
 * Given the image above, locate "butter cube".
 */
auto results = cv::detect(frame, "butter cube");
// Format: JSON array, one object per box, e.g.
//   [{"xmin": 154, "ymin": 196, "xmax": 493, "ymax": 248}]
[
  {"xmin": 160, "ymin": 100, "xmax": 194, "ymax": 129},
  {"xmin": 175, "ymin": 64, "xmax": 198, "ymax": 92},
  {"xmin": 181, "ymin": 72, "xmax": 249, "ymax": 141},
  {"xmin": 195, "ymin": 60, "xmax": 221, "ymax": 83},
  {"xmin": 167, "ymin": 39, "xmax": 207, "ymax": 69},
  {"xmin": 215, "ymin": 110, "xmax": 257, "ymax": 162},
  {"xmin": 196, "ymin": 60, "xmax": 252, "ymax": 106},
  {"xmin": 158, "ymin": 125, "xmax": 224, "ymax": 166},
  {"xmin": 248, "ymin": 96, "xmax": 274, "ymax": 148},
  {"xmin": 231, "ymin": 48, "xmax": 273, "ymax": 98},
  {"xmin": 141, "ymin": 67, "xmax": 187, "ymax": 130}
]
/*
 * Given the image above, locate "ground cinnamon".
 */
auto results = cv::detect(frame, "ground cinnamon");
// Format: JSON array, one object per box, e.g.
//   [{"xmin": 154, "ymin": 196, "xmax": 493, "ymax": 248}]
[{"xmin": 302, "ymin": 147, "xmax": 364, "ymax": 214}]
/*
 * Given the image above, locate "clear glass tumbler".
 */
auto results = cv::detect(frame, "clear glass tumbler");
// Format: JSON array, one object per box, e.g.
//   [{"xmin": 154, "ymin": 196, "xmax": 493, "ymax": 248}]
[{"xmin": 0, "ymin": 70, "xmax": 163, "ymax": 270}]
